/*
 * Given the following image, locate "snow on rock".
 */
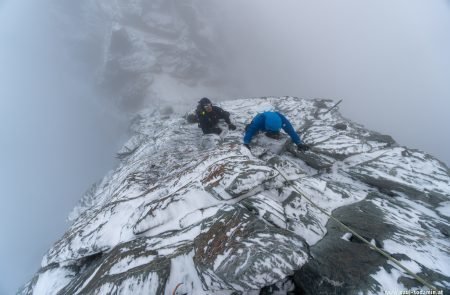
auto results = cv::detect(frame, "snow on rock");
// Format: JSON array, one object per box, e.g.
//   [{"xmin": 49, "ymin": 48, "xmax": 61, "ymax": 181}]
[
  {"xmin": 341, "ymin": 233, "xmax": 353, "ymax": 241},
  {"xmin": 374, "ymin": 194, "xmax": 450, "ymax": 278},
  {"xmin": 240, "ymin": 194, "xmax": 288, "ymax": 229},
  {"xmin": 193, "ymin": 205, "xmax": 308, "ymax": 291},
  {"xmin": 346, "ymin": 147, "xmax": 450, "ymax": 201},
  {"xmin": 437, "ymin": 201, "xmax": 450, "ymax": 218},
  {"xmin": 20, "ymin": 97, "xmax": 450, "ymax": 294},
  {"xmin": 19, "ymin": 265, "xmax": 77, "ymax": 295}
]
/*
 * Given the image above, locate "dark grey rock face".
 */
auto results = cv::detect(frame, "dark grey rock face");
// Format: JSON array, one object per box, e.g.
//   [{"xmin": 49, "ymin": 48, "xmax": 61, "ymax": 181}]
[
  {"xmin": 333, "ymin": 123, "xmax": 347, "ymax": 131},
  {"xmin": 294, "ymin": 191, "xmax": 450, "ymax": 294},
  {"xmin": 293, "ymin": 195, "xmax": 395, "ymax": 294},
  {"xmin": 20, "ymin": 97, "xmax": 450, "ymax": 294},
  {"xmin": 287, "ymin": 145, "xmax": 335, "ymax": 170}
]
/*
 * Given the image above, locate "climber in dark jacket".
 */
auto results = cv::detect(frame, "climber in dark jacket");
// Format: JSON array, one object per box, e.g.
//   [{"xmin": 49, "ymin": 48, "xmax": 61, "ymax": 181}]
[
  {"xmin": 243, "ymin": 111, "xmax": 310, "ymax": 151},
  {"xmin": 196, "ymin": 97, "xmax": 236, "ymax": 135}
]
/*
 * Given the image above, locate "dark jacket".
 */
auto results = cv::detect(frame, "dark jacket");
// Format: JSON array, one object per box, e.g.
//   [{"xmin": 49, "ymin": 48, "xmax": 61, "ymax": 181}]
[
  {"xmin": 196, "ymin": 105, "xmax": 231, "ymax": 134},
  {"xmin": 243, "ymin": 111, "xmax": 302, "ymax": 145}
]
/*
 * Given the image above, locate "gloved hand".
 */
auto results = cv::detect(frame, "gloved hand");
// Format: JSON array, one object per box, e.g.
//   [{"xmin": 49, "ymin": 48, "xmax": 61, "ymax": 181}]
[
  {"xmin": 211, "ymin": 127, "xmax": 222, "ymax": 135},
  {"xmin": 297, "ymin": 143, "xmax": 310, "ymax": 151},
  {"xmin": 243, "ymin": 144, "xmax": 251, "ymax": 150},
  {"xmin": 228, "ymin": 123, "xmax": 236, "ymax": 130}
]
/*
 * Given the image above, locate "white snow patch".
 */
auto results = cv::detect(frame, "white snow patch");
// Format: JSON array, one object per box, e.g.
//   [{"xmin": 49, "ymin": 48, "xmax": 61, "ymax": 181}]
[
  {"xmin": 341, "ymin": 232, "xmax": 353, "ymax": 241},
  {"xmin": 32, "ymin": 268, "xmax": 75, "ymax": 295},
  {"xmin": 370, "ymin": 263, "xmax": 406, "ymax": 292},
  {"xmin": 214, "ymin": 248, "xmax": 232, "ymax": 271},
  {"xmin": 164, "ymin": 251, "xmax": 206, "ymax": 295},
  {"xmin": 179, "ymin": 205, "xmax": 222, "ymax": 228},
  {"xmin": 436, "ymin": 201, "xmax": 450, "ymax": 217},
  {"xmin": 108, "ymin": 255, "xmax": 156, "ymax": 275}
]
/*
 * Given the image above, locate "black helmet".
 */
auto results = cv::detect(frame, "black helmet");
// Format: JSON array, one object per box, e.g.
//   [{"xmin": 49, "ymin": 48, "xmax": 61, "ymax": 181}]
[{"xmin": 199, "ymin": 97, "xmax": 212, "ymax": 106}]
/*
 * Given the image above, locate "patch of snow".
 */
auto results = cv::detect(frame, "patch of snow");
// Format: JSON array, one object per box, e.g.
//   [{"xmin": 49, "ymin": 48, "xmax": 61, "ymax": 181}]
[
  {"xmin": 164, "ymin": 251, "xmax": 206, "ymax": 295},
  {"xmin": 341, "ymin": 232, "xmax": 353, "ymax": 241},
  {"xmin": 108, "ymin": 255, "xmax": 156, "ymax": 275},
  {"xmin": 370, "ymin": 263, "xmax": 407, "ymax": 293},
  {"xmin": 32, "ymin": 268, "xmax": 75, "ymax": 295},
  {"xmin": 436, "ymin": 201, "xmax": 450, "ymax": 217}
]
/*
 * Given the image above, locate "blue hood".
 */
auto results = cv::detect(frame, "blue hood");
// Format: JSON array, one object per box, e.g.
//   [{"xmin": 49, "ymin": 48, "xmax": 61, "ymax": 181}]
[{"xmin": 264, "ymin": 112, "xmax": 282, "ymax": 132}]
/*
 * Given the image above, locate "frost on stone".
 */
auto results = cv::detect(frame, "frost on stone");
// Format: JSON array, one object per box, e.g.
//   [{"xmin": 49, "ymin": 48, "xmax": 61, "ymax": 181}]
[
  {"xmin": 346, "ymin": 147, "xmax": 450, "ymax": 200},
  {"xmin": 193, "ymin": 205, "xmax": 308, "ymax": 291},
  {"xmin": 22, "ymin": 96, "xmax": 450, "ymax": 294},
  {"xmin": 133, "ymin": 186, "xmax": 218, "ymax": 235},
  {"xmin": 240, "ymin": 194, "xmax": 287, "ymax": 229}
]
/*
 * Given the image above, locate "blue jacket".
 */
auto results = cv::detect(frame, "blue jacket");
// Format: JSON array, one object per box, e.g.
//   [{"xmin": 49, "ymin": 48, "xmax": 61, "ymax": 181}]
[{"xmin": 243, "ymin": 112, "xmax": 302, "ymax": 145}]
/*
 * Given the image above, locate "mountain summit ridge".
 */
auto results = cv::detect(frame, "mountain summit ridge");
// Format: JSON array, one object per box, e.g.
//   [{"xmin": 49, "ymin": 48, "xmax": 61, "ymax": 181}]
[{"xmin": 20, "ymin": 97, "xmax": 450, "ymax": 294}]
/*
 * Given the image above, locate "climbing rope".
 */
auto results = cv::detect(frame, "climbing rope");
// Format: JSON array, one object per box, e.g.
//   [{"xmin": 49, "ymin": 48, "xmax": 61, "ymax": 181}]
[{"xmin": 273, "ymin": 166, "xmax": 439, "ymax": 292}]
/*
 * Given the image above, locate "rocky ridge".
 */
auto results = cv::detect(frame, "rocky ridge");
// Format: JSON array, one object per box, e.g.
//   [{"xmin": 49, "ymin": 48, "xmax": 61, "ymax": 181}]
[{"xmin": 20, "ymin": 97, "xmax": 450, "ymax": 294}]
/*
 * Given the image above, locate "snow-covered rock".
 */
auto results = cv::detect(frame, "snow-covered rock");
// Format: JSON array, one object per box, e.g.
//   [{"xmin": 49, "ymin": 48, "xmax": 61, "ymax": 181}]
[{"xmin": 20, "ymin": 97, "xmax": 450, "ymax": 294}]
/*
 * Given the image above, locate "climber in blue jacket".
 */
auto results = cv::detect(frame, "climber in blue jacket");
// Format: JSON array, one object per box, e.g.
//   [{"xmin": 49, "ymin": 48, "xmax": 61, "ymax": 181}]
[{"xmin": 243, "ymin": 111, "xmax": 310, "ymax": 151}]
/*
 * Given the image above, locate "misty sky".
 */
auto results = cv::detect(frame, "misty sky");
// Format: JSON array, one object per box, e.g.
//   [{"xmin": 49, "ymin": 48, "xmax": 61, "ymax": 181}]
[
  {"xmin": 0, "ymin": 1, "xmax": 128, "ymax": 293},
  {"xmin": 214, "ymin": 0, "xmax": 450, "ymax": 165},
  {"xmin": 1, "ymin": 0, "xmax": 450, "ymax": 293}
]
